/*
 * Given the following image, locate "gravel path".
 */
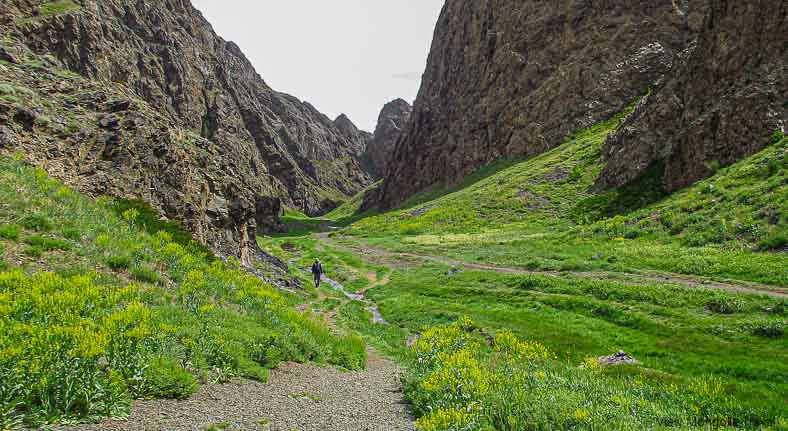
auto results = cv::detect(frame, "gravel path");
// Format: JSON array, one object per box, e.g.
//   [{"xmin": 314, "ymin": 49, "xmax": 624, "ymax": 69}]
[
  {"xmin": 61, "ymin": 350, "xmax": 413, "ymax": 431},
  {"xmin": 58, "ymin": 264, "xmax": 414, "ymax": 431}
]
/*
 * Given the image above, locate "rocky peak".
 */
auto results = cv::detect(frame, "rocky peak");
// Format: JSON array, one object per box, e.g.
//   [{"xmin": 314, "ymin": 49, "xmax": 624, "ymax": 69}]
[
  {"xmin": 333, "ymin": 113, "xmax": 371, "ymax": 157},
  {"xmin": 366, "ymin": 99, "xmax": 412, "ymax": 178},
  {"xmin": 376, "ymin": 0, "xmax": 702, "ymax": 210}
]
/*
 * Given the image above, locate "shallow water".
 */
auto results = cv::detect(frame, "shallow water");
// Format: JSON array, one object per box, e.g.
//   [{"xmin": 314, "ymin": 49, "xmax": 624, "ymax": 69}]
[{"xmin": 323, "ymin": 275, "xmax": 388, "ymax": 325}]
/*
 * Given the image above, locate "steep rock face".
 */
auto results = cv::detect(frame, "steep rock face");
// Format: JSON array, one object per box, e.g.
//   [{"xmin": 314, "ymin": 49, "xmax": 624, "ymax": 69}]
[
  {"xmin": 366, "ymin": 99, "xmax": 412, "ymax": 178},
  {"xmin": 377, "ymin": 0, "xmax": 703, "ymax": 210},
  {"xmin": 0, "ymin": 0, "xmax": 372, "ymax": 262},
  {"xmin": 333, "ymin": 113, "xmax": 372, "ymax": 157},
  {"xmin": 597, "ymin": 0, "xmax": 787, "ymax": 191}
]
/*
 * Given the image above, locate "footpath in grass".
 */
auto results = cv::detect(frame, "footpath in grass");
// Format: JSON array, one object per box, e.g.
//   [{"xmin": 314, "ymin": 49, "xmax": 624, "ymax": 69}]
[{"xmin": 258, "ymin": 230, "xmax": 787, "ymax": 425}]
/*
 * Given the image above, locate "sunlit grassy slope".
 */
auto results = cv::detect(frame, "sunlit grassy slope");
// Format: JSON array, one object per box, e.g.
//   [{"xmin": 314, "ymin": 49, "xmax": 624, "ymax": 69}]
[
  {"xmin": 340, "ymin": 119, "xmax": 786, "ymax": 285},
  {"xmin": 259, "ymin": 111, "xmax": 787, "ymax": 429},
  {"xmin": 0, "ymin": 157, "xmax": 364, "ymax": 428}
]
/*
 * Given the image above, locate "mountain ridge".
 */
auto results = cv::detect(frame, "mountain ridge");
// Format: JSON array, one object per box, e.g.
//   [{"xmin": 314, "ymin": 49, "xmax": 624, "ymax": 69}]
[{"xmin": 0, "ymin": 0, "xmax": 375, "ymax": 260}]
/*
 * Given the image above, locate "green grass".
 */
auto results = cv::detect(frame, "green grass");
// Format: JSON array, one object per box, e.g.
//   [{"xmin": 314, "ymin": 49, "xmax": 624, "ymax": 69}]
[
  {"xmin": 361, "ymin": 263, "xmax": 786, "ymax": 413},
  {"xmin": 0, "ymin": 157, "xmax": 365, "ymax": 428},
  {"xmin": 341, "ymin": 121, "xmax": 786, "ymax": 286},
  {"xmin": 257, "ymin": 113, "xmax": 787, "ymax": 428},
  {"xmin": 406, "ymin": 318, "xmax": 783, "ymax": 430}
]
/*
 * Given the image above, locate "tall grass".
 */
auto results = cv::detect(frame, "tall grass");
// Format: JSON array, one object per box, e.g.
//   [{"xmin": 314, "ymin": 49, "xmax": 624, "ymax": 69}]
[
  {"xmin": 406, "ymin": 318, "xmax": 783, "ymax": 430},
  {"xmin": 0, "ymin": 157, "xmax": 366, "ymax": 427}
]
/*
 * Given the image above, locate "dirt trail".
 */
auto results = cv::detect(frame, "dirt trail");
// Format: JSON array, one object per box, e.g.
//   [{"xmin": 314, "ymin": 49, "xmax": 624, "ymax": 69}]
[
  {"xmin": 63, "ymin": 272, "xmax": 413, "ymax": 431},
  {"xmin": 63, "ymin": 358, "xmax": 413, "ymax": 431},
  {"xmin": 317, "ymin": 233, "xmax": 787, "ymax": 299}
]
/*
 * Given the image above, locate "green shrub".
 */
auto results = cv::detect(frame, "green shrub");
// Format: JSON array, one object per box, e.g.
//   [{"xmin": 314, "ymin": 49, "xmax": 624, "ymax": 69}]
[
  {"xmin": 24, "ymin": 234, "xmax": 70, "ymax": 251},
  {"xmin": 131, "ymin": 264, "xmax": 163, "ymax": 285},
  {"xmin": 758, "ymin": 230, "xmax": 787, "ymax": 251},
  {"xmin": 106, "ymin": 254, "xmax": 132, "ymax": 271},
  {"xmin": 748, "ymin": 319, "xmax": 785, "ymax": 338},
  {"xmin": 24, "ymin": 246, "xmax": 42, "ymax": 258},
  {"xmin": 143, "ymin": 357, "xmax": 197, "ymax": 400},
  {"xmin": 706, "ymin": 296, "xmax": 744, "ymax": 314},
  {"xmin": 0, "ymin": 224, "xmax": 20, "ymax": 241},
  {"xmin": 330, "ymin": 335, "xmax": 367, "ymax": 370},
  {"xmin": 61, "ymin": 227, "xmax": 81, "ymax": 241},
  {"xmin": 19, "ymin": 214, "xmax": 52, "ymax": 232}
]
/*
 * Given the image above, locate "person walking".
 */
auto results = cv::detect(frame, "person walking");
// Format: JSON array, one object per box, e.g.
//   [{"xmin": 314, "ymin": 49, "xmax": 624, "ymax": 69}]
[{"xmin": 311, "ymin": 258, "xmax": 323, "ymax": 288}]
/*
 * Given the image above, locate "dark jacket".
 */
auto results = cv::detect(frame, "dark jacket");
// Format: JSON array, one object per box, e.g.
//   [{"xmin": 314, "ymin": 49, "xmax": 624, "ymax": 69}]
[{"xmin": 311, "ymin": 261, "xmax": 323, "ymax": 275}]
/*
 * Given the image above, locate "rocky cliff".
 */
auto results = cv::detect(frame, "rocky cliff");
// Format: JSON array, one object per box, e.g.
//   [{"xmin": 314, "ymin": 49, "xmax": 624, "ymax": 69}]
[
  {"xmin": 366, "ymin": 99, "xmax": 412, "ymax": 178},
  {"xmin": 0, "ymin": 0, "xmax": 373, "ymax": 262},
  {"xmin": 596, "ymin": 0, "xmax": 787, "ymax": 191},
  {"xmin": 377, "ymin": 0, "xmax": 705, "ymax": 210},
  {"xmin": 333, "ymin": 113, "xmax": 371, "ymax": 158}
]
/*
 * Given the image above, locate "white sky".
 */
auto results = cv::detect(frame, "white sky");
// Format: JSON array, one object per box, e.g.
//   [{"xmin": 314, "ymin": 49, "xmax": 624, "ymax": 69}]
[{"xmin": 190, "ymin": 0, "xmax": 444, "ymax": 131}]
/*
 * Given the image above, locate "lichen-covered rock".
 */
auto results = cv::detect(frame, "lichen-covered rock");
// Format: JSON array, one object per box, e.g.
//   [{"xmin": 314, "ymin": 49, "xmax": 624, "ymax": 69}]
[
  {"xmin": 367, "ymin": 99, "xmax": 412, "ymax": 178},
  {"xmin": 596, "ymin": 0, "xmax": 787, "ymax": 192},
  {"xmin": 0, "ymin": 0, "xmax": 374, "ymax": 263},
  {"xmin": 377, "ymin": 0, "xmax": 702, "ymax": 210}
]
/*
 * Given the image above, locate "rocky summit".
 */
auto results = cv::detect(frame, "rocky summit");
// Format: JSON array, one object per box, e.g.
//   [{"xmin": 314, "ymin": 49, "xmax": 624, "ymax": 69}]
[
  {"xmin": 376, "ymin": 0, "xmax": 703, "ymax": 210},
  {"xmin": 366, "ymin": 98, "xmax": 412, "ymax": 178},
  {"xmin": 0, "ymin": 0, "xmax": 374, "ymax": 261}
]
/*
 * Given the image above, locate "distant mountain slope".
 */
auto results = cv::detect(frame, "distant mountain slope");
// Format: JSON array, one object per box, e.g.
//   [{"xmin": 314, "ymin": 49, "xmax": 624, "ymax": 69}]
[
  {"xmin": 0, "ymin": 0, "xmax": 372, "ymax": 260},
  {"xmin": 366, "ymin": 99, "xmax": 412, "ymax": 178},
  {"xmin": 377, "ymin": 0, "xmax": 703, "ymax": 210}
]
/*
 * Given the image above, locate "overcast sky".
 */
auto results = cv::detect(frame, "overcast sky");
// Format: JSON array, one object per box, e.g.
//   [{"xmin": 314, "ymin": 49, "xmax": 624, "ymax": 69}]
[{"xmin": 190, "ymin": 0, "xmax": 444, "ymax": 131}]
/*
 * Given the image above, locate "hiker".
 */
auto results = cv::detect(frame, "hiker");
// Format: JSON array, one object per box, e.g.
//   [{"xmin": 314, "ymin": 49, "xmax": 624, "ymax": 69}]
[{"xmin": 311, "ymin": 258, "xmax": 323, "ymax": 288}]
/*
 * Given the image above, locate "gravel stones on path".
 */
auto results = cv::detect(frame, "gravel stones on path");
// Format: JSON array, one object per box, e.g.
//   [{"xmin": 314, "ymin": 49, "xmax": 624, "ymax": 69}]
[{"xmin": 61, "ymin": 351, "xmax": 414, "ymax": 431}]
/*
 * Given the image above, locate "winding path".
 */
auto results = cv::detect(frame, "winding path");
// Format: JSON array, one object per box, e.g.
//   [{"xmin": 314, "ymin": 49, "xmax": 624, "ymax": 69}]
[
  {"xmin": 317, "ymin": 233, "xmax": 787, "ymax": 298},
  {"xmin": 62, "ymin": 269, "xmax": 414, "ymax": 431}
]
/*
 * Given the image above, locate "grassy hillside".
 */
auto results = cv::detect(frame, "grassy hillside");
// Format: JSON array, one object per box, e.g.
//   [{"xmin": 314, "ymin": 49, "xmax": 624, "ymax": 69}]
[
  {"xmin": 406, "ymin": 319, "xmax": 781, "ymax": 430},
  {"xmin": 257, "ymin": 112, "xmax": 786, "ymax": 429},
  {"xmin": 0, "ymin": 157, "xmax": 364, "ymax": 428},
  {"xmin": 343, "ymin": 120, "xmax": 786, "ymax": 286}
]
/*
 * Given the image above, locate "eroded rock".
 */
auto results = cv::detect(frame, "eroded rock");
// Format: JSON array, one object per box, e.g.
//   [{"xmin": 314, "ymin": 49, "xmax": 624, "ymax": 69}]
[{"xmin": 377, "ymin": 0, "xmax": 701, "ymax": 210}]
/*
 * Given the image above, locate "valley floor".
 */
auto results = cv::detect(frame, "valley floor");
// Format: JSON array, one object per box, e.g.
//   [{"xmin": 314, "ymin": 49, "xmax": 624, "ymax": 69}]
[
  {"xmin": 59, "ymin": 355, "xmax": 412, "ymax": 431},
  {"xmin": 258, "ymin": 227, "xmax": 787, "ymax": 425},
  {"xmin": 56, "ymin": 270, "xmax": 414, "ymax": 431}
]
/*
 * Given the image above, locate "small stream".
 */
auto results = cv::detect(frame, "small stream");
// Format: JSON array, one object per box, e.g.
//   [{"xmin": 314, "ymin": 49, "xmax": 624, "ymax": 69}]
[{"xmin": 322, "ymin": 275, "xmax": 389, "ymax": 325}]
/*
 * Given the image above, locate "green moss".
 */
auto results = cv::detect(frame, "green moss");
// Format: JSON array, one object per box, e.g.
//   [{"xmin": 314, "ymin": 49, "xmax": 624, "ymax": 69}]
[{"xmin": 35, "ymin": 0, "xmax": 81, "ymax": 18}]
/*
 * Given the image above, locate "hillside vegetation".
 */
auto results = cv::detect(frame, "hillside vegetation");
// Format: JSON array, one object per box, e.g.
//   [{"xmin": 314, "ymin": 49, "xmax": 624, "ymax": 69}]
[
  {"xmin": 257, "ymin": 112, "xmax": 786, "ymax": 429},
  {"xmin": 0, "ymin": 157, "xmax": 364, "ymax": 428},
  {"xmin": 343, "ymin": 117, "xmax": 786, "ymax": 286}
]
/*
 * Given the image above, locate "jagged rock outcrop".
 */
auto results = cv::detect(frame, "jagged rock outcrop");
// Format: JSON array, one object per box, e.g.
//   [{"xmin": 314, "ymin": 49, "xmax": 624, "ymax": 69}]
[
  {"xmin": 596, "ymin": 0, "xmax": 787, "ymax": 191},
  {"xmin": 366, "ymin": 99, "xmax": 412, "ymax": 178},
  {"xmin": 0, "ymin": 0, "xmax": 373, "ymax": 262},
  {"xmin": 377, "ymin": 0, "xmax": 705, "ymax": 210},
  {"xmin": 333, "ymin": 114, "xmax": 371, "ymax": 157}
]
